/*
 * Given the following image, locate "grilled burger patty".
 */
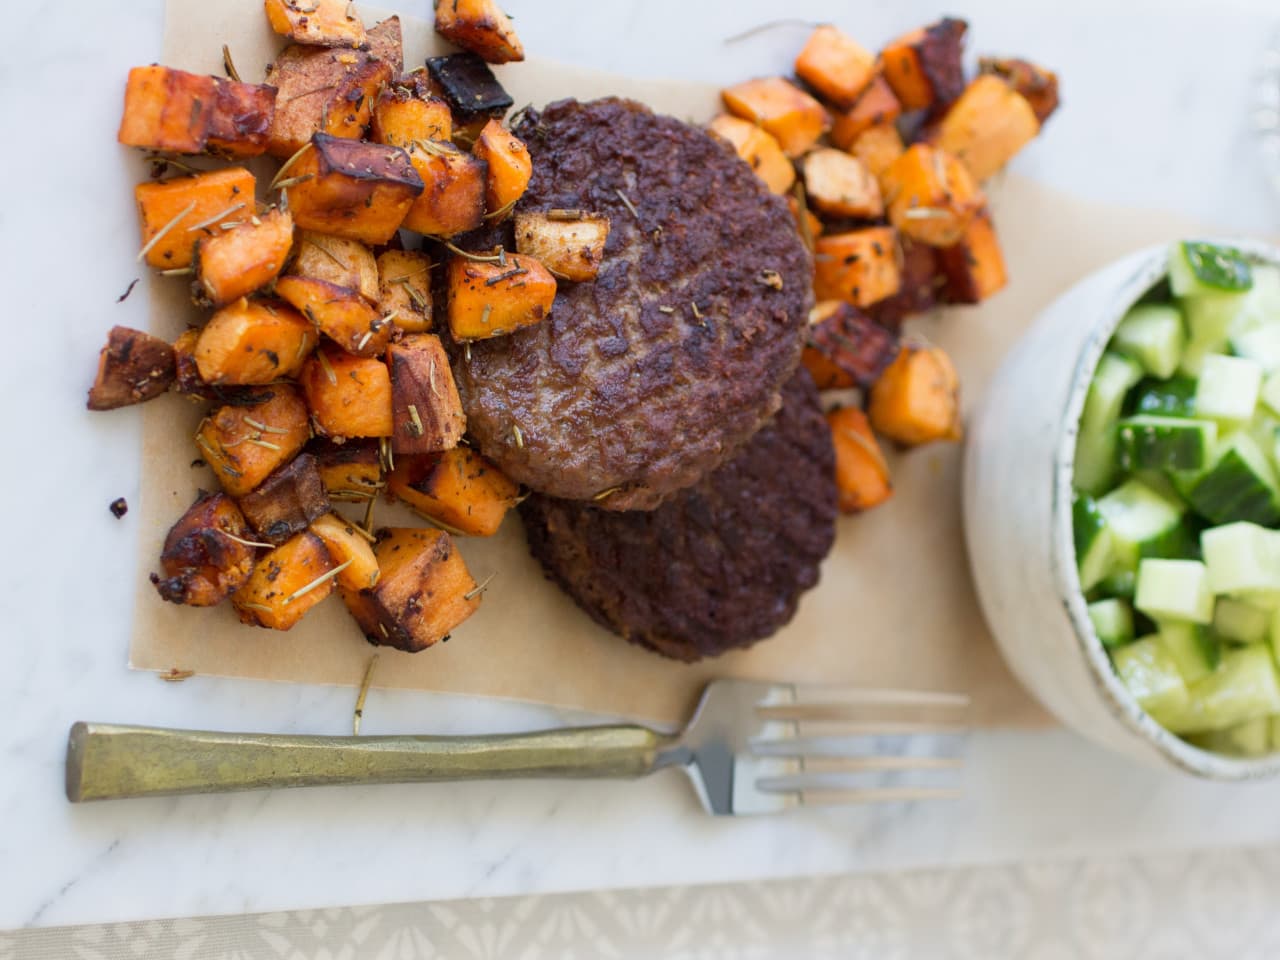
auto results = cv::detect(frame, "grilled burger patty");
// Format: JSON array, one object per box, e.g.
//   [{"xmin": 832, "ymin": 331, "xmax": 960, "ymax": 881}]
[
  {"xmin": 519, "ymin": 371, "xmax": 837, "ymax": 661},
  {"xmin": 452, "ymin": 97, "xmax": 813, "ymax": 511}
]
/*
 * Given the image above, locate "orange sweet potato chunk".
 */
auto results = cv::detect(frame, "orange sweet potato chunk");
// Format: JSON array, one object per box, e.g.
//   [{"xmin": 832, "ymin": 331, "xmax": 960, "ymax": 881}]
[
  {"xmin": 387, "ymin": 334, "xmax": 466, "ymax": 455},
  {"xmin": 118, "ymin": 66, "xmax": 216, "ymax": 154},
  {"xmin": 264, "ymin": 0, "xmax": 368, "ymax": 49},
  {"xmin": 513, "ymin": 211, "xmax": 611, "ymax": 283},
  {"xmin": 434, "ymin": 0, "xmax": 525, "ymax": 64},
  {"xmin": 151, "ymin": 492, "xmax": 258, "ymax": 606},
  {"xmin": 934, "ymin": 75, "xmax": 1040, "ymax": 181},
  {"xmin": 849, "ymin": 122, "xmax": 905, "ymax": 186},
  {"xmin": 87, "ymin": 326, "xmax": 176, "ymax": 410},
  {"xmin": 828, "ymin": 407, "xmax": 893, "ymax": 512},
  {"xmin": 194, "ymin": 298, "xmax": 316, "ymax": 384},
  {"xmin": 135, "ymin": 168, "xmax": 257, "ymax": 270},
  {"xmin": 402, "ymin": 140, "xmax": 487, "ymax": 238},
  {"xmin": 309, "ymin": 513, "xmax": 380, "ymax": 591},
  {"xmin": 721, "ymin": 77, "xmax": 830, "ymax": 157},
  {"xmin": 813, "ymin": 228, "xmax": 902, "ymax": 308},
  {"xmin": 388, "ymin": 447, "xmax": 520, "ymax": 537},
  {"xmin": 299, "ymin": 344, "xmax": 394, "ymax": 439},
  {"xmin": 376, "ymin": 250, "xmax": 433, "ymax": 332},
  {"xmin": 289, "ymin": 233, "xmax": 379, "ymax": 303},
  {"xmin": 938, "ymin": 208, "xmax": 1008, "ymax": 304},
  {"xmin": 882, "ymin": 144, "xmax": 984, "ymax": 247},
  {"xmin": 446, "ymin": 253, "xmax": 557, "ymax": 340},
  {"xmin": 829, "ymin": 76, "xmax": 902, "ymax": 151},
  {"xmin": 275, "ymin": 274, "xmax": 393, "ymax": 358},
  {"xmin": 196, "ymin": 386, "xmax": 312, "ymax": 497},
  {"xmin": 265, "ymin": 45, "xmax": 392, "ymax": 158},
  {"xmin": 868, "ymin": 344, "xmax": 962, "ymax": 446},
  {"xmin": 979, "ymin": 56, "xmax": 1060, "ymax": 125},
  {"xmin": 473, "ymin": 119, "xmax": 531, "ymax": 217},
  {"xmin": 371, "ymin": 86, "xmax": 454, "ymax": 147},
  {"xmin": 707, "ymin": 114, "xmax": 795, "ymax": 195},
  {"xmin": 795, "ymin": 24, "xmax": 877, "ymax": 109},
  {"xmin": 803, "ymin": 148, "xmax": 883, "ymax": 219},
  {"xmin": 879, "ymin": 18, "xmax": 968, "ymax": 112},
  {"xmin": 192, "ymin": 207, "xmax": 294, "ymax": 307},
  {"xmin": 232, "ymin": 531, "xmax": 336, "ymax": 630}
]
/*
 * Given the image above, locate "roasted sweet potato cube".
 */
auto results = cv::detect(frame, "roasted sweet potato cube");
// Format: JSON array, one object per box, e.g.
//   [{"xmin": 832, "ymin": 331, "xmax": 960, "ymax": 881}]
[
  {"xmin": 194, "ymin": 298, "xmax": 316, "ymax": 385},
  {"xmin": 829, "ymin": 76, "xmax": 902, "ymax": 150},
  {"xmin": 367, "ymin": 17, "xmax": 404, "ymax": 73},
  {"xmin": 118, "ymin": 65, "xmax": 216, "ymax": 154},
  {"xmin": 803, "ymin": 148, "xmax": 883, "ymax": 219},
  {"xmin": 425, "ymin": 53, "xmax": 513, "ymax": 131},
  {"xmin": 135, "ymin": 168, "xmax": 257, "ymax": 270},
  {"xmin": 289, "ymin": 232, "xmax": 379, "ymax": 303},
  {"xmin": 868, "ymin": 344, "xmax": 962, "ymax": 446},
  {"xmin": 193, "ymin": 207, "xmax": 294, "ymax": 307},
  {"xmin": 934, "ymin": 75, "xmax": 1040, "ymax": 181},
  {"xmin": 371, "ymin": 86, "xmax": 453, "ymax": 147},
  {"xmin": 310, "ymin": 513, "xmax": 379, "ymax": 590},
  {"xmin": 513, "ymin": 211, "xmax": 610, "ymax": 282},
  {"xmin": 939, "ymin": 209, "xmax": 1008, "ymax": 304},
  {"xmin": 787, "ymin": 196, "xmax": 823, "ymax": 243},
  {"xmin": 434, "ymin": 0, "xmax": 525, "ymax": 64},
  {"xmin": 795, "ymin": 24, "xmax": 876, "ymax": 109},
  {"xmin": 849, "ymin": 122, "xmax": 905, "ymax": 186},
  {"xmin": 172, "ymin": 327, "xmax": 262, "ymax": 405},
  {"xmin": 196, "ymin": 386, "xmax": 312, "ymax": 496},
  {"xmin": 707, "ymin": 115, "xmax": 795, "ymax": 195},
  {"xmin": 828, "ymin": 407, "xmax": 893, "ymax": 512},
  {"xmin": 265, "ymin": 45, "xmax": 393, "ymax": 158},
  {"xmin": 387, "ymin": 334, "xmax": 466, "ymax": 454},
  {"xmin": 151, "ymin": 492, "xmax": 258, "ymax": 606},
  {"xmin": 401, "ymin": 140, "xmax": 487, "ymax": 237},
  {"xmin": 473, "ymin": 120, "xmax": 531, "ymax": 216},
  {"xmin": 721, "ymin": 77, "xmax": 830, "ymax": 157},
  {"xmin": 307, "ymin": 438, "xmax": 383, "ymax": 498},
  {"xmin": 340, "ymin": 527, "xmax": 479, "ymax": 651},
  {"xmin": 447, "ymin": 253, "xmax": 557, "ymax": 340},
  {"xmin": 879, "ymin": 18, "xmax": 968, "ymax": 112},
  {"xmin": 867, "ymin": 235, "xmax": 942, "ymax": 328},
  {"xmin": 376, "ymin": 250, "xmax": 433, "ymax": 332},
  {"xmin": 814, "ymin": 228, "xmax": 902, "ymax": 308},
  {"xmin": 286, "ymin": 135, "xmax": 422, "ymax": 244},
  {"xmin": 264, "ymin": 0, "xmax": 368, "ymax": 49},
  {"xmin": 232, "ymin": 531, "xmax": 336, "ymax": 630},
  {"xmin": 237, "ymin": 452, "xmax": 331, "ymax": 545},
  {"xmin": 206, "ymin": 79, "xmax": 277, "ymax": 158},
  {"xmin": 979, "ymin": 56, "xmax": 1060, "ymax": 125},
  {"xmin": 883, "ymin": 144, "xmax": 983, "ymax": 247},
  {"xmin": 275, "ymin": 274, "xmax": 392, "ymax": 358},
  {"xmin": 801, "ymin": 301, "xmax": 900, "ymax": 390},
  {"xmin": 388, "ymin": 448, "xmax": 520, "ymax": 537},
  {"xmin": 87, "ymin": 326, "xmax": 176, "ymax": 410},
  {"xmin": 300, "ymin": 344, "xmax": 393, "ymax": 438}
]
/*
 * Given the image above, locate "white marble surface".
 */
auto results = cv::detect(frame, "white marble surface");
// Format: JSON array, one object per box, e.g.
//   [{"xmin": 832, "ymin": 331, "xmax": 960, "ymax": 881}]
[{"xmin": 4, "ymin": 0, "xmax": 1280, "ymax": 933}]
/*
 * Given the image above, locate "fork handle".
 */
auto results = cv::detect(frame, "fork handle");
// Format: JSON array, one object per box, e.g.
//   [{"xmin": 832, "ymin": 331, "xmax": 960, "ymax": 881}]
[{"xmin": 66, "ymin": 721, "xmax": 675, "ymax": 802}]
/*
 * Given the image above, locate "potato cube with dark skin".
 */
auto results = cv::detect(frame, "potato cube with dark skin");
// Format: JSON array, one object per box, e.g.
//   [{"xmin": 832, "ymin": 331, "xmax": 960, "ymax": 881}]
[
  {"xmin": 87, "ymin": 326, "xmax": 176, "ymax": 410},
  {"xmin": 979, "ymin": 57, "xmax": 1060, "ymax": 125},
  {"xmin": 306, "ymin": 438, "xmax": 383, "ymax": 498},
  {"xmin": 206, "ymin": 80, "xmax": 277, "ymax": 158},
  {"xmin": 513, "ymin": 211, "xmax": 610, "ymax": 282},
  {"xmin": 118, "ymin": 66, "xmax": 275, "ymax": 158},
  {"xmin": 232, "ymin": 530, "xmax": 336, "ymax": 630},
  {"xmin": 237, "ymin": 452, "xmax": 331, "ymax": 545},
  {"xmin": 286, "ymin": 135, "xmax": 423, "ymax": 245},
  {"xmin": 371, "ymin": 85, "xmax": 453, "ymax": 148},
  {"xmin": 388, "ymin": 447, "xmax": 520, "ymax": 537},
  {"xmin": 801, "ymin": 301, "xmax": 900, "ymax": 391},
  {"xmin": 387, "ymin": 334, "xmax": 466, "ymax": 455},
  {"xmin": 196, "ymin": 386, "xmax": 312, "ymax": 496},
  {"xmin": 425, "ymin": 53, "xmax": 514, "ymax": 129},
  {"xmin": 377, "ymin": 250, "xmax": 433, "ymax": 332},
  {"xmin": 472, "ymin": 119, "xmax": 531, "ymax": 216},
  {"xmin": 939, "ymin": 209, "xmax": 1008, "ymax": 304},
  {"xmin": 151, "ymin": 492, "xmax": 258, "ymax": 606},
  {"xmin": 310, "ymin": 513, "xmax": 380, "ymax": 591},
  {"xmin": 867, "ymin": 235, "xmax": 943, "ymax": 328},
  {"xmin": 813, "ymin": 228, "xmax": 902, "ymax": 308},
  {"xmin": 264, "ymin": 0, "xmax": 368, "ymax": 49},
  {"xmin": 402, "ymin": 140, "xmax": 487, "ymax": 238},
  {"xmin": 300, "ymin": 344, "xmax": 394, "ymax": 438},
  {"xmin": 194, "ymin": 298, "xmax": 316, "ymax": 385},
  {"xmin": 882, "ymin": 144, "xmax": 984, "ymax": 248},
  {"xmin": 879, "ymin": 18, "xmax": 968, "ymax": 112},
  {"xmin": 265, "ymin": 46, "xmax": 393, "ymax": 158},
  {"xmin": 340, "ymin": 527, "xmax": 480, "ymax": 651},
  {"xmin": 289, "ymin": 233, "xmax": 379, "ymax": 303},
  {"xmin": 829, "ymin": 76, "xmax": 902, "ymax": 151},
  {"xmin": 434, "ymin": 0, "xmax": 525, "ymax": 64},
  {"xmin": 192, "ymin": 207, "xmax": 294, "ymax": 308},
  {"xmin": 134, "ymin": 167, "xmax": 256, "ymax": 270},
  {"xmin": 275, "ymin": 275, "xmax": 393, "ymax": 358},
  {"xmin": 447, "ymin": 253, "xmax": 557, "ymax": 340}
]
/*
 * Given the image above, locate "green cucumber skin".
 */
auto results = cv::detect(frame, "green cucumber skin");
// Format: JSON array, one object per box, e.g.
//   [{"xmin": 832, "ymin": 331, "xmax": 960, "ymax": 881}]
[
  {"xmin": 1185, "ymin": 447, "xmax": 1280, "ymax": 527},
  {"xmin": 1128, "ymin": 376, "xmax": 1198, "ymax": 419},
  {"xmin": 1072, "ymin": 494, "xmax": 1113, "ymax": 591},
  {"xmin": 1172, "ymin": 242, "xmax": 1254, "ymax": 295},
  {"xmin": 1116, "ymin": 417, "xmax": 1214, "ymax": 472}
]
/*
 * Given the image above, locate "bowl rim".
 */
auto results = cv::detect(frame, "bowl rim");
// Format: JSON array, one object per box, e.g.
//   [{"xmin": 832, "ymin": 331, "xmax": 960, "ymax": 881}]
[{"xmin": 1050, "ymin": 238, "xmax": 1280, "ymax": 779}]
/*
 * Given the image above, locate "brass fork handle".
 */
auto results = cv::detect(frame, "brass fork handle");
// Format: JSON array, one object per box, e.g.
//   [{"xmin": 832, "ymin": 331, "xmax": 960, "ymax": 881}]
[{"xmin": 66, "ymin": 721, "xmax": 674, "ymax": 802}]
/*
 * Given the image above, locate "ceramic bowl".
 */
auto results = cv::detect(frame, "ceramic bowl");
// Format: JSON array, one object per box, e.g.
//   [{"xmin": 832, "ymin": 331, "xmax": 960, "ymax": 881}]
[{"xmin": 964, "ymin": 239, "xmax": 1280, "ymax": 779}]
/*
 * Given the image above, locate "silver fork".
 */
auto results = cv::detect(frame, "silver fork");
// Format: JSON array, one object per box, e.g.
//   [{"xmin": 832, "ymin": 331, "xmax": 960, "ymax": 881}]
[{"xmin": 66, "ymin": 679, "xmax": 968, "ymax": 812}]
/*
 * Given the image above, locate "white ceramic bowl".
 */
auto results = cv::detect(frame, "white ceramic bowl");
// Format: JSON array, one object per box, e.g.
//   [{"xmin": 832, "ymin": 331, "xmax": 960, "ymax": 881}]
[{"xmin": 964, "ymin": 239, "xmax": 1280, "ymax": 780}]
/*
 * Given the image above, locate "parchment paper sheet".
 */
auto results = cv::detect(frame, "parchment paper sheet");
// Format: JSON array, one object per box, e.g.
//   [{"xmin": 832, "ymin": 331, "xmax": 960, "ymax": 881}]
[{"xmin": 130, "ymin": 0, "xmax": 1207, "ymax": 728}]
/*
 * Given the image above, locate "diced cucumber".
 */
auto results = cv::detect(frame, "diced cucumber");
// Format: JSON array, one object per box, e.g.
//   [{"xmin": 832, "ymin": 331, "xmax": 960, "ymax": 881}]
[
  {"xmin": 1180, "ymin": 295, "xmax": 1246, "ymax": 377},
  {"xmin": 1260, "ymin": 372, "xmax": 1280, "ymax": 417},
  {"xmin": 1112, "ymin": 636, "xmax": 1190, "ymax": 722},
  {"xmin": 1128, "ymin": 376, "xmax": 1198, "ymax": 418},
  {"xmin": 1094, "ymin": 569, "xmax": 1136, "ymax": 600},
  {"xmin": 1132, "ymin": 470, "xmax": 1187, "ymax": 508},
  {"xmin": 1186, "ymin": 717, "xmax": 1273, "ymax": 757},
  {"xmin": 1072, "ymin": 495, "xmax": 1116, "ymax": 592},
  {"xmin": 1183, "ymin": 432, "xmax": 1280, "ymax": 526},
  {"xmin": 1162, "ymin": 645, "xmax": 1280, "ymax": 734},
  {"xmin": 1168, "ymin": 241, "xmax": 1253, "ymax": 297},
  {"xmin": 1230, "ymin": 324, "xmax": 1280, "ymax": 373},
  {"xmin": 1116, "ymin": 416, "xmax": 1217, "ymax": 472},
  {"xmin": 1195, "ymin": 354, "xmax": 1262, "ymax": 424},
  {"xmin": 1097, "ymin": 479, "xmax": 1186, "ymax": 573},
  {"xmin": 1074, "ymin": 352, "xmax": 1144, "ymax": 495},
  {"xmin": 1111, "ymin": 304, "xmax": 1185, "ymax": 378},
  {"xmin": 1158, "ymin": 620, "xmax": 1221, "ymax": 684},
  {"xmin": 1088, "ymin": 598, "xmax": 1134, "ymax": 648},
  {"xmin": 1201, "ymin": 522, "xmax": 1280, "ymax": 594},
  {"xmin": 1213, "ymin": 596, "xmax": 1271, "ymax": 644},
  {"xmin": 1135, "ymin": 558, "xmax": 1214, "ymax": 624}
]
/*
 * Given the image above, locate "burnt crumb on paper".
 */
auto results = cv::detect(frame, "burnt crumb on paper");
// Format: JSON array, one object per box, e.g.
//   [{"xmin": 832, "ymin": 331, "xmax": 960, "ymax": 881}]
[
  {"xmin": 117, "ymin": 278, "xmax": 140, "ymax": 303},
  {"xmin": 109, "ymin": 497, "xmax": 129, "ymax": 518}
]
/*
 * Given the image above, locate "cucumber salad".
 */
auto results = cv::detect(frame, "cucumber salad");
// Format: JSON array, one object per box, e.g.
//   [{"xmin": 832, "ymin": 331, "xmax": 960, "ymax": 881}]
[{"xmin": 1073, "ymin": 241, "xmax": 1280, "ymax": 757}]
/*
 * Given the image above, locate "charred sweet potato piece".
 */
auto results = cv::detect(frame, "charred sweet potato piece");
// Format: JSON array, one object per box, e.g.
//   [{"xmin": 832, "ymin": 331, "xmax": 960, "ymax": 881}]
[
  {"xmin": 289, "ymin": 232, "xmax": 379, "ymax": 303},
  {"xmin": 309, "ymin": 513, "xmax": 379, "ymax": 590},
  {"xmin": 938, "ymin": 208, "xmax": 1008, "ymax": 304},
  {"xmin": 794, "ymin": 24, "xmax": 876, "ymax": 109},
  {"xmin": 300, "ymin": 344, "xmax": 393, "ymax": 438},
  {"xmin": 264, "ymin": 0, "xmax": 368, "ymax": 49},
  {"xmin": 721, "ymin": 77, "xmax": 830, "ymax": 157},
  {"xmin": 194, "ymin": 298, "xmax": 316, "ymax": 385},
  {"xmin": 828, "ymin": 407, "xmax": 893, "ymax": 512},
  {"xmin": 867, "ymin": 235, "xmax": 942, "ymax": 328},
  {"xmin": 367, "ymin": 17, "xmax": 404, "ymax": 73},
  {"xmin": 473, "ymin": 120, "xmax": 531, "ymax": 216},
  {"xmin": 340, "ymin": 527, "xmax": 479, "ymax": 651},
  {"xmin": 849, "ymin": 122, "xmax": 905, "ymax": 186},
  {"xmin": 196, "ymin": 386, "xmax": 311, "ymax": 496},
  {"xmin": 376, "ymin": 250, "xmax": 433, "ymax": 332},
  {"xmin": 371, "ymin": 85, "xmax": 453, "ymax": 147},
  {"xmin": 171, "ymin": 328, "xmax": 262, "ymax": 405},
  {"xmin": 307, "ymin": 437, "xmax": 383, "ymax": 498},
  {"xmin": 387, "ymin": 334, "xmax": 466, "ymax": 454},
  {"xmin": 447, "ymin": 253, "xmax": 557, "ymax": 340},
  {"xmin": 237, "ymin": 452, "xmax": 331, "ymax": 545},
  {"xmin": 425, "ymin": 53, "xmax": 513, "ymax": 135},
  {"xmin": 265, "ymin": 45, "xmax": 392, "ymax": 158},
  {"xmin": 232, "ymin": 530, "xmax": 336, "ymax": 630},
  {"xmin": 275, "ymin": 274, "xmax": 392, "ymax": 358},
  {"xmin": 135, "ymin": 168, "xmax": 257, "ymax": 270},
  {"xmin": 934, "ymin": 75, "xmax": 1040, "ymax": 181},
  {"xmin": 803, "ymin": 148, "xmax": 883, "ymax": 219},
  {"xmin": 118, "ymin": 66, "xmax": 216, "ymax": 154},
  {"xmin": 401, "ymin": 140, "xmax": 487, "ymax": 237},
  {"xmin": 979, "ymin": 56, "xmax": 1060, "ymax": 125},
  {"xmin": 868, "ymin": 344, "xmax": 962, "ymax": 446},
  {"xmin": 193, "ymin": 207, "xmax": 294, "ymax": 307},
  {"xmin": 513, "ymin": 211, "xmax": 610, "ymax": 282},
  {"xmin": 206, "ymin": 80, "xmax": 277, "ymax": 158},
  {"xmin": 388, "ymin": 447, "xmax": 520, "ymax": 537},
  {"xmin": 829, "ymin": 76, "xmax": 902, "ymax": 150},
  {"xmin": 87, "ymin": 326, "xmax": 176, "ymax": 410},
  {"xmin": 883, "ymin": 144, "xmax": 983, "ymax": 247},
  {"xmin": 286, "ymin": 135, "xmax": 422, "ymax": 244},
  {"xmin": 434, "ymin": 0, "xmax": 525, "ymax": 64},
  {"xmin": 879, "ymin": 18, "xmax": 967, "ymax": 112},
  {"xmin": 813, "ymin": 228, "xmax": 902, "ymax": 308},
  {"xmin": 801, "ymin": 301, "xmax": 900, "ymax": 390},
  {"xmin": 707, "ymin": 114, "xmax": 795, "ymax": 195},
  {"xmin": 151, "ymin": 492, "xmax": 258, "ymax": 606}
]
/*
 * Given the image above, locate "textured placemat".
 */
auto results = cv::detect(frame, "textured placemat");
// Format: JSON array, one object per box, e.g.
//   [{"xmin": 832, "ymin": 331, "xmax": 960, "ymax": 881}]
[{"xmin": 7, "ymin": 845, "xmax": 1280, "ymax": 959}]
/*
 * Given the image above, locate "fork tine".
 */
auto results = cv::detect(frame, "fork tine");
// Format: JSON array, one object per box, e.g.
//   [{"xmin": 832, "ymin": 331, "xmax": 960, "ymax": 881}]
[
  {"xmin": 750, "ymin": 734, "xmax": 963, "ymax": 757},
  {"xmin": 777, "ymin": 687, "xmax": 972, "ymax": 708},
  {"xmin": 753, "ymin": 708, "xmax": 970, "ymax": 728},
  {"xmin": 784, "ymin": 755, "xmax": 962, "ymax": 773},
  {"xmin": 779, "ymin": 787, "xmax": 963, "ymax": 805}
]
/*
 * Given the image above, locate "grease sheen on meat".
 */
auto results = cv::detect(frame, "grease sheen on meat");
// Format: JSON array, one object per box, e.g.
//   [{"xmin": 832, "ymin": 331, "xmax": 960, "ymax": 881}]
[
  {"xmin": 520, "ymin": 372, "xmax": 837, "ymax": 661},
  {"xmin": 453, "ymin": 98, "xmax": 813, "ymax": 510}
]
